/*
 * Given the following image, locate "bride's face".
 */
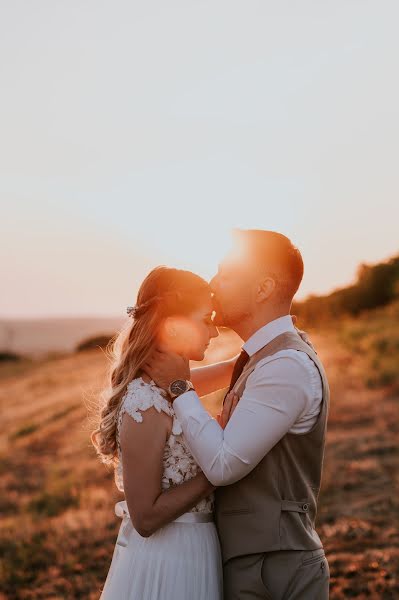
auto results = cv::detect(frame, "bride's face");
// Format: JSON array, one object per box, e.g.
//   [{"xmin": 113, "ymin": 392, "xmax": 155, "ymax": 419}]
[{"xmin": 158, "ymin": 296, "xmax": 219, "ymax": 361}]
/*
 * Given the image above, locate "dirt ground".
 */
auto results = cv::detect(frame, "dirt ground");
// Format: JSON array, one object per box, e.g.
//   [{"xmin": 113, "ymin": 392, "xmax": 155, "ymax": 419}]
[
  {"xmin": 0, "ymin": 329, "xmax": 398, "ymax": 598},
  {"xmin": 310, "ymin": 332, "xmax": 399, "ymax": 599}
]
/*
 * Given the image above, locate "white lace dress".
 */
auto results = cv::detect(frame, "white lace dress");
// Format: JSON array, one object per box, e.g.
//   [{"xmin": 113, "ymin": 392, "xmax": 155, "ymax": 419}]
[{"xmin": 100, "ymin": 377, "xmax": 223, "ymax": 600}]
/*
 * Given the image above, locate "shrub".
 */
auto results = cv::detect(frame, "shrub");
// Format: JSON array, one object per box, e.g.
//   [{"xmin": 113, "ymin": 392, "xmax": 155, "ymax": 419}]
[
  {"xmin": 75, "ymin": 334, "xmax": 114, "ymax": 353},
  {"xmin": 0, "ymin": 351, "xmax": 22, "ymax": 362},
  {"xmin": 28, "ymin": 487, "xmax": 79, "ymax": 518}
]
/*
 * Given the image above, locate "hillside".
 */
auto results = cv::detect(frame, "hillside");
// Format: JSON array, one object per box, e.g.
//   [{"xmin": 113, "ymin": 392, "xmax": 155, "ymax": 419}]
[
  {"xmin": 0, "ymin": 317, "xmax": 125, "ymax": 358},
  {"xmin": 294, "ymin": 253, "xmax": 399, "ymax": 326},
  {"xmin": 0, "ymin": 323, "xmax": 398, "ymax": 598}
]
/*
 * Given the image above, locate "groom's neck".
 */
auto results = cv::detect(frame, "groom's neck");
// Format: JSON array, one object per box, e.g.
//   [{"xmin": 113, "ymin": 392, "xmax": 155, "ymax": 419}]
[{"xmin": 234, "ymin": 305, "xmax": 291, "ymax": 342}]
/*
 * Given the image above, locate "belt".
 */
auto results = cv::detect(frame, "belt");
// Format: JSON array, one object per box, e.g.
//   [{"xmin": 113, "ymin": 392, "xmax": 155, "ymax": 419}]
[{"xmin": 115, "ymin": 501, "xmax": 214, "ymax": 546}]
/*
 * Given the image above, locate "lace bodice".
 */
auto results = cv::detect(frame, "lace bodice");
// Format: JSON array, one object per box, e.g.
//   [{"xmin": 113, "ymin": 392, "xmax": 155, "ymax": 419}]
[{"xmin": 115, "ymin": 377, "xmax": 214, "ymax": 513}]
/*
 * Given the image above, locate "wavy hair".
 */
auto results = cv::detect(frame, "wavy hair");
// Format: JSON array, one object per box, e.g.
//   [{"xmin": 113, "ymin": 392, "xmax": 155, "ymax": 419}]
[{"xmin": 91, "ymin": 266, "xmax": 210, "ymax": 465}]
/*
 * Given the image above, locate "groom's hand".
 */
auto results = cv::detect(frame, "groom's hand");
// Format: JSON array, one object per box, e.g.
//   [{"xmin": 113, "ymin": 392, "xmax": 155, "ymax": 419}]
[{"xmin": 143, "ymin": 350, "xmax": 190, "ymax": 393}]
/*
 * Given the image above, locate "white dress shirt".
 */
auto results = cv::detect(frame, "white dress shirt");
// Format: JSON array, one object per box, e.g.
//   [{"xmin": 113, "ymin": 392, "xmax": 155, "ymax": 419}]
[{"xmin": 173, "ymin": 315, "xmax": 323, "ymax": 487}]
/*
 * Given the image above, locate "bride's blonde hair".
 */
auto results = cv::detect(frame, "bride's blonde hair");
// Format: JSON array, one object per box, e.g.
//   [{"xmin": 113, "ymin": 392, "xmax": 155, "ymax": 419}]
[{"xmin": 91, "ymin": 266, "xmax": 210, "ymax": 465}]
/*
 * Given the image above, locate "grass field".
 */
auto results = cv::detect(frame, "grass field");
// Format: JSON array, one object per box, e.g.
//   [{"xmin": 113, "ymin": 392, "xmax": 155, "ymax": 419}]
[
  {"xmin": 0, "ymin": 324, "xmax": 398, "ymax": 599},
  {"xmin": 336, "ymin": 300, "xmax": 399, "ymax": 393}
]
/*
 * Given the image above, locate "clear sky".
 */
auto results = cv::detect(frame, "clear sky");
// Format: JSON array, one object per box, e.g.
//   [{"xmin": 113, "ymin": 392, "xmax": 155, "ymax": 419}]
[{"xmin": 1, "ymin": 1, "xmax": 398, "ymax": 318}]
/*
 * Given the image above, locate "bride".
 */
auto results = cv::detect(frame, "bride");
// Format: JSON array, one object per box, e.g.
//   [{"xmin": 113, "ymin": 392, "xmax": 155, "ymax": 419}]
[{"xmin": 92, "ymin": 266, "xmax": 238, "ymax": 600}]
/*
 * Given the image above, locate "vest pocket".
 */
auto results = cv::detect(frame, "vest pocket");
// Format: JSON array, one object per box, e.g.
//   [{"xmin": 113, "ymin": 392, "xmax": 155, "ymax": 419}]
[{"xmin": 219, "ymin": 507, "xmax": 254, "ymax": 515}]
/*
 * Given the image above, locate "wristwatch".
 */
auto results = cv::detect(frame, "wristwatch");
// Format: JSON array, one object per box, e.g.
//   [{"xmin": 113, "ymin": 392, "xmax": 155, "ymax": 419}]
[{"xmin": 168, "ymin": 379, "xmax": 195, "ymax": 400}]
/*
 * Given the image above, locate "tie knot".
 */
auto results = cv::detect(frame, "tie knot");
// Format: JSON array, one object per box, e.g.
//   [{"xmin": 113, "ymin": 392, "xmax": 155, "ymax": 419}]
[{"xmin": 236, "ymin": 349, "xmax": 249, "ymax": 365}]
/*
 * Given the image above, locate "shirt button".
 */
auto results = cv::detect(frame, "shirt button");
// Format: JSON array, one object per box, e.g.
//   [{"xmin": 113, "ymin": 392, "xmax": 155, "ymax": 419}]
[{"xmin": 302, "ymin": 503, "xmax": 309, "ymax": 511}]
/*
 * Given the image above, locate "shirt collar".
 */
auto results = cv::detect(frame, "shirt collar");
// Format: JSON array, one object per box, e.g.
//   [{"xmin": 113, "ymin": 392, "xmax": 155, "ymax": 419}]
[{"xmin": 242, "ymin": 315, "xmax": 296, "ymax": 357}]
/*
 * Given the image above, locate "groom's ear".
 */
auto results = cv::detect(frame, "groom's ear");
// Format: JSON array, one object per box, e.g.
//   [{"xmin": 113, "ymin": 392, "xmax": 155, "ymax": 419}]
[{"xmin": 256, "ymin": 277, "xmax": 276, "ymax": 303}]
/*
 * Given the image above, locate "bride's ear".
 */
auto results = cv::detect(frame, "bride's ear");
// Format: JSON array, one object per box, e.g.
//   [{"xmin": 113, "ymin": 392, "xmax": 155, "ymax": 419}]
[{"xmin": 164, "ymin": 317, "xmax": 177, "ymax": 339}]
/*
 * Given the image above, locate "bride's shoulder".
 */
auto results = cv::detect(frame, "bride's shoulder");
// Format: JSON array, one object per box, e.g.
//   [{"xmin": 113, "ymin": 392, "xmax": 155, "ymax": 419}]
[{"xmin": 119, "ymin": 377, "xmax": 174, "ymax": 424}]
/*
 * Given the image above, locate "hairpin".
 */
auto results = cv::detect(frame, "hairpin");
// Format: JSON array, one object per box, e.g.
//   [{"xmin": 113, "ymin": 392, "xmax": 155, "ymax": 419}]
[
  {"xmin": 126, "ymin": 306, "xmax": 138, "ymax": 318},
  {"xmin": 126, "ymin": 292, "xmax": 177, "ymax": 319}
]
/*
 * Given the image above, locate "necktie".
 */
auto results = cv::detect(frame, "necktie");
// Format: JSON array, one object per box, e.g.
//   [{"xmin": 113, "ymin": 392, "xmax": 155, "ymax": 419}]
[{"xmin": 227, "ymin": 349, "xmax": 249, "ymax": 394}]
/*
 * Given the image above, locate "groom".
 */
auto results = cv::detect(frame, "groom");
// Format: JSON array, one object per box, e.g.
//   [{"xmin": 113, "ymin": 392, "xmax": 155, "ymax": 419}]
[{"xmin": 147, "ymin": 229, "xmax": 330, "ymax": 599}]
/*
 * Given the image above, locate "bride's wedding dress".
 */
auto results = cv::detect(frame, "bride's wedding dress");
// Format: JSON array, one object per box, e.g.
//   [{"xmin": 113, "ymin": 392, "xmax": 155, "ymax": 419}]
[{"xmin": 100, "ymin": 377, "xmax": 223, "ymax": 599}]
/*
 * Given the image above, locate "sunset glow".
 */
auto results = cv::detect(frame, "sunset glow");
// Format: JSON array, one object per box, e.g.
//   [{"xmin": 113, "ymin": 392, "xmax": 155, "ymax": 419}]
[
  {"xmin": 1, "ymin": 5, "xmax": 398, "ymax": 597},
  {"xmin": 1, "ymin": 2, "xmax": 398, "ymax": 318}
]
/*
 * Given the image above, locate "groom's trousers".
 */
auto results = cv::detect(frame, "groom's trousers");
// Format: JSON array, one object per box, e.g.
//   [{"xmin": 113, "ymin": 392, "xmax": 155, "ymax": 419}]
[{"xmin": 223, "ymin": 548, "xmax": 330, "ymax": 599}]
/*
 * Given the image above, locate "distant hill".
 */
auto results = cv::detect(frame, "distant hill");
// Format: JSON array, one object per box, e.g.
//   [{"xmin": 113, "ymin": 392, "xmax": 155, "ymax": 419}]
[
  {"xmin": 2, "ymin": 252, "xmax": 398, "ymax": 357},
  {"xmin": 0, "ymin": 316, "xmax": 242, "ymax": 361},
  {"xmin": 294, "ymin": 253, "xmax": 399, "ymax": 326},
  {"xmin": 0, "ymin": 316, "xmax": 125, "ymax": 357}
]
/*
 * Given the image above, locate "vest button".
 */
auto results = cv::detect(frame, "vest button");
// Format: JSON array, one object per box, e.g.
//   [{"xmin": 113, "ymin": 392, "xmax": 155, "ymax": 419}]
[{"xmin": 302, "ymin": 503, "xmax": 309, "ymax": 511}]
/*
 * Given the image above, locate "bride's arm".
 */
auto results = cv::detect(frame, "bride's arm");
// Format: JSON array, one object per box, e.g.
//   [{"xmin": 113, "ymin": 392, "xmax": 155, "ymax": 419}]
[
  {"xmin": 120, "ymin": 408, "xmax": 215, "ymax": 538},
  {"xmin": 190, "ymin": 355, "xmax": 238, "ymax": 396}
]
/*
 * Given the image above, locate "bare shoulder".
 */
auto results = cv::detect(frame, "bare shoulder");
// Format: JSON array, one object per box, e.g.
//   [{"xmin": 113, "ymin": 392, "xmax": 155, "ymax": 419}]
[{"xmin": 119, "ymin": 405, "xmax": 171, "ymax": 449}]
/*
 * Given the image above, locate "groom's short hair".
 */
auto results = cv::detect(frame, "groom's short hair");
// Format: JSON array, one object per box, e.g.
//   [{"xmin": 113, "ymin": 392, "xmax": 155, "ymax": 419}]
[{"xmin": 233, "ymin": 229, "xmax": 304, "ymax": 301}]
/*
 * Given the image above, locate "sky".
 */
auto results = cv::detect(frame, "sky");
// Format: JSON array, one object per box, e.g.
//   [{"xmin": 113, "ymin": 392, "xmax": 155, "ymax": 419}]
[{"xmin": 1, "ymin": 1, "xmax": 398, "ymax": 318}]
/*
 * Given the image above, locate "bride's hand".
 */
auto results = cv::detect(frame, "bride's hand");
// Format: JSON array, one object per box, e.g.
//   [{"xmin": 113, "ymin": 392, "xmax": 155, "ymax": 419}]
[{"xmin": 216, "ymin": 391, "xmax": 239, "ymax": 429}]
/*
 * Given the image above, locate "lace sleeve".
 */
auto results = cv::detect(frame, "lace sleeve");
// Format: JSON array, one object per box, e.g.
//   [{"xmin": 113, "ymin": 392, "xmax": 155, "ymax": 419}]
[
  {"xmin": 117, "ymin": 377, "xmax": 174, "ymax": 435},
  {"xmin": 114, "ymin": 377, "xmax": 182, "ymax": 493}
]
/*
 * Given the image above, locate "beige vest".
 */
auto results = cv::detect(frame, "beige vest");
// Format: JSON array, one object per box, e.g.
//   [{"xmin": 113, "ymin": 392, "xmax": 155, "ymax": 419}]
[{"xmin": 215, "ymin": 331, "xmax": 330, "ymax": 563}]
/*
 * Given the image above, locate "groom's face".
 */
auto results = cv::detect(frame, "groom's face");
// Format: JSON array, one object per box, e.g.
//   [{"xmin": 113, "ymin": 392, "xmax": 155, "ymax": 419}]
[{"xmin": 210, "ymin": 252, "xmax": 257, "ymax": 328}]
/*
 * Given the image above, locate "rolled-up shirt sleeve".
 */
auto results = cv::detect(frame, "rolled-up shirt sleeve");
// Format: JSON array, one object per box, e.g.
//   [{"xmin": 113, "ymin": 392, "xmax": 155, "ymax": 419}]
[{"xmin": 173, "ymin": 354, "xmax": 310, "ymax": 486}]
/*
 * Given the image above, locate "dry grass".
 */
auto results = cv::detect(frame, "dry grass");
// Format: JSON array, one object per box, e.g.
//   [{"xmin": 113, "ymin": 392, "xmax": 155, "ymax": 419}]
[
  {"xmin": 336, "ymin": 300, "xmax": 399, "ymax": 392},
  {"xmin": 310, "ymin": 331, "xmax": 399, "ymax": 599},
  {"xmin": 0, "ymin": 326, "xmax": 398, "ymax": 599}
]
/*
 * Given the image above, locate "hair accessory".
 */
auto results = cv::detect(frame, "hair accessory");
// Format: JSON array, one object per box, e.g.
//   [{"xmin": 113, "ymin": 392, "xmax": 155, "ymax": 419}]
[
  {"xmin": 126, "ymin": 290, "xmax": 181, "ymax": 319},
  {"xmin": 126, "ymin": 305, "xmax": 138, "ymax": 318},
  {"xmin": 126, "ymin": 295, "xmax": 162, "ymax": 319}
]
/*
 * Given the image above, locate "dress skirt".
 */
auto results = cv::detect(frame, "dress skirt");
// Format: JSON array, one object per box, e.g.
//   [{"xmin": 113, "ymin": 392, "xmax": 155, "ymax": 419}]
[{"xmin": 100, "ymin": 501, "xmax": 223, "ymax": 600}]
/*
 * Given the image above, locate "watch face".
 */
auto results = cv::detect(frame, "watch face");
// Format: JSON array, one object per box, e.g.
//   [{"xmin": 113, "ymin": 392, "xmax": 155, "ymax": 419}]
[{"xmin": 170, "ymin": 380, "xmax": 188, "ymax": 395}]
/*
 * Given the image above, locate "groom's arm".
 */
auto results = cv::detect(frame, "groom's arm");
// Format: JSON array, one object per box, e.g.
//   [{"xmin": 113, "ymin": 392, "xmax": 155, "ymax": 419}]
[
  {"xmin": 190, "ymin": 355, "xmax": 237, "ymax": 397},
  {"xmin": 145, "ymin": 350, "xmax": 238, "ymax": 398},
  {"xmin": 173, "ymin": 355, "xmax": 310, "ymax": 486}
]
